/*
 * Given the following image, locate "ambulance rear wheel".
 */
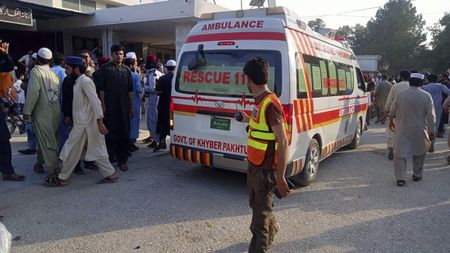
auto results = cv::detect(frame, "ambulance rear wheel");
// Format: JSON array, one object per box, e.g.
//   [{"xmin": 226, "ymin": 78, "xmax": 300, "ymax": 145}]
[
  {"xmin": 293, "ymin": 139, "xmax": 320, "ymax": 187},
  {"xmin": 348, "ymin": 118, "xmax": 362, "ymax": 149}
]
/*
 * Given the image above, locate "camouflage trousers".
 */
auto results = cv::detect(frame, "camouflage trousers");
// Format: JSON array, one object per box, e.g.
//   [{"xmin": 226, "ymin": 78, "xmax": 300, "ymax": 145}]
[{"xmin": 247, "ymin": 164, "xmax": 279, "ymax": 253}]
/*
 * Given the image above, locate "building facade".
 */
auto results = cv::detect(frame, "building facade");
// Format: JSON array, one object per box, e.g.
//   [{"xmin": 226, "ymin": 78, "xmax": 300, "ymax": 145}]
[{"xmin": 0, "ymin": 0, "xmax": 228, "ymax": 62}]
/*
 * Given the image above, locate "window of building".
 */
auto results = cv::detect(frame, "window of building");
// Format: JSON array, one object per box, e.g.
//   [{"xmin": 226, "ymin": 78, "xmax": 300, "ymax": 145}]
[
  {"xmin": 62, "ymin": 0, "xmax": 96, "ymax": 12},
  {"xmin": 62, "ymin": 0, "xmax": 79, "ymax": 10},
  {"xmin": 81, "ymin": 0, "xmax": 96, "ymax": 12}
]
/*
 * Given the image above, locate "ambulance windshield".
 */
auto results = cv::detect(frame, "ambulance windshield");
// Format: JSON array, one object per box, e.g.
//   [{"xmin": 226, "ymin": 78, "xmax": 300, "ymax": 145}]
[{"xmin": 175, "ymin": 50, "xmax": 281, "ymax": 97}]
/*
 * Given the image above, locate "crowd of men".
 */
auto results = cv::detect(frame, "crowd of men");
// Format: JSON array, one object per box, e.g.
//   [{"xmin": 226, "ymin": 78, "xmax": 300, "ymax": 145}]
[
  {"xmin": 0, "ymin": 42, "xmax": 175, "ymax": 185},
  {"xmin": 366, "ymin": 70, "xmax": 450, "ymax": 186}
]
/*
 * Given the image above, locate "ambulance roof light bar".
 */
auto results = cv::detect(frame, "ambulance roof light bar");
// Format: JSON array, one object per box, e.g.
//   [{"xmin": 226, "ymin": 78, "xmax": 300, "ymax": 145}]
[{"xmin": 200, "ymin": 6, "xmax": 290, "ymax": 20}]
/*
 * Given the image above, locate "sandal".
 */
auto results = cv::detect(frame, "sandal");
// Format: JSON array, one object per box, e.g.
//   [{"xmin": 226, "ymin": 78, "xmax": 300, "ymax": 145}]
[
  {"xmin": 119, "ymin": 164, "xmax": 128, "ymax": 172},
  {"xmin": 97, "ymin": 176, "xmax": 118, "ymax": 184},
  {"xmin": 2, "ymin": 173, "xmax": 25, "ymax": 181},
  {"xmin": 412, "ymin": 175, "xmax": 422, "ymax": 182},
  {"xmin": 396, "ymin": 180, "xmax": 406, "ymax": 187},
  {"xmin": 33, "ymin": 164, "xmax": 44, "ymax": 174},
  {"xmin": 45, "ymin": 174, "xmax": 69, "ymax": 187}
]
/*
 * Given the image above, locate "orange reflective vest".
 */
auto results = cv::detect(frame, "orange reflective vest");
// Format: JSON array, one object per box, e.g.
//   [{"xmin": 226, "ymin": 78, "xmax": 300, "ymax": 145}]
[{"xmin": 247, "ymin": 92, "xmax": 287, "ymax": 167}]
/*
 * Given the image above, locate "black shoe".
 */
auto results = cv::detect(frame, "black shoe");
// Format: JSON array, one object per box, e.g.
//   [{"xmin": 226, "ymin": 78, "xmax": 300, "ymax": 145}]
[
  {"xmin": 388, "ymin": 148, "xmax": 394, "ymax": 160},
  {"xmin": 2, "ymin": 173, "xmax": 25, "ymax": 181},
  {"xmin": 73, "ymin": 166, "xmax": 85, "ymax": 175},
  {"xmin": 84, "ymin": 163, "xmax": 98, "ymax": 171},
  {"xmin": 18, "ymin": 148, "xmax": 36, "ymax": 155},
  {"xmin": 147, "ymin": 141, "xmax": 157, "ymax": 148},
  {"xmin": 412, "ymin": 175, "xmax": 422, "ymax": 182},
  {"xmin": 129, "ymin": 144, "xmax": 139, "ymax": 152},
  {"xmin": 153, "ymin": 142, "xmax": 167, "ymax": 152},
  {"xmin": 396, "ymin": 180, "xmax": 406, "ymax": 187},
  {"xmin": 142, "ymin": 137, "xmax": 153, "ymax": 144}
]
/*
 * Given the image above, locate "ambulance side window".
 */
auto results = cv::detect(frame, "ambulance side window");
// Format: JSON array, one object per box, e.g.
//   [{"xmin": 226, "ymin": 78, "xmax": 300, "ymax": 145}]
[
  {"xmin": 346, "ymin": 68, "xmax": 355, "ymax": 94},
  {"xmin": 303, "ymin": 55, "xmax": 323, "ymax": 97},
  {"xmin": 295, "ymin": 53, "xmax": 308, "ymax": 98},
  {"xmin": 320, "ymin": 60, "xmax": 328, "ymax": 96},
  {"xmin": 328, "ymin": 61, "xmax": 337, "ymax": 96},
  {"xmin": 337, "ymin": 64, "xmax": 347, "ymax": 95}
]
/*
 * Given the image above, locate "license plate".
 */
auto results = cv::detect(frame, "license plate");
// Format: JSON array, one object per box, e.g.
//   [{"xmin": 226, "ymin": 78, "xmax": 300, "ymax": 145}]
[{"xmin": 210, "ymin": 116, "xmax": 230, "ymax": 131}]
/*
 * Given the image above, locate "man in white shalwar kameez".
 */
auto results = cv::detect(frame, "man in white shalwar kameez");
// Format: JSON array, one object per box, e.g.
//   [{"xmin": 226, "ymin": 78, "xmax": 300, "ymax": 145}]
[
  {"xmin": 389, "ymin": 73, "xmax": 435, "ymax": 187},
  {"xmin": 45, "ymin": 57, "xmax": 118, "ymax": 186}
]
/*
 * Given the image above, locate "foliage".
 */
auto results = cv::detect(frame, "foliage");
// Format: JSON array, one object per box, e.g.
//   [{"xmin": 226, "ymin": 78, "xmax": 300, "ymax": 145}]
[
  {"xmin": 363, "ymin": 0, "xmax": 426, "ymax": 72},
  {"xmin": 307, "ymin": 18, "xmax": 326, "ymax": 32},
  {"xmin": 430, "ymin": 13, "xmax": 450, "ymax": 72}
]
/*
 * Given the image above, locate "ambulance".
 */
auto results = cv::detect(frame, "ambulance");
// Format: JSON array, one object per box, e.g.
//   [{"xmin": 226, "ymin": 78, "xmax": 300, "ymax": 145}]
[{"xmin": 169, "ymin": 7, "xmax": 368, "ymax": 186}]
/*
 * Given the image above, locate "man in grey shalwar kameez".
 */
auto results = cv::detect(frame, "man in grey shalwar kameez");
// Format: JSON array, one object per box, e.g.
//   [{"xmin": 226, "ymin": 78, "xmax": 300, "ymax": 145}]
[
  {"xmin": 389, "ymin": 73, "xmax": 435, "ymax": 187},
  {"xmin": 23, "ymin": 48, "xmax": 61, "ymax": 175},
  {"xmin": 384, "ymin": 71, "xmax": 411, "ymax": 160}
]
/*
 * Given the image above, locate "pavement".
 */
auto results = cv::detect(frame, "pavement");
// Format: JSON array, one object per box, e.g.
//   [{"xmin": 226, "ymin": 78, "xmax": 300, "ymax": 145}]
[{"xmin": 1, "ymin": 123, "xmax": 450, "ymax": 253}]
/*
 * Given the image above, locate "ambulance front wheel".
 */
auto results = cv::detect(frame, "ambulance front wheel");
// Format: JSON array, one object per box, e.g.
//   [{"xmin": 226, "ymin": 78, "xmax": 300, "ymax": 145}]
[{"xmin": 292, "ymin": 139, "xmax": 320, "ymax": 187}]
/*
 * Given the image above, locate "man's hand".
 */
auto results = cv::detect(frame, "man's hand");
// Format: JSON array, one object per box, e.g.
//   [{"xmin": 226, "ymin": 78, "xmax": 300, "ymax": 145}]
[
  {"xmin": 22, "ymin": 114, "xmax": 30, "ymax": 122},
  {"xmin": 444, "ymin": 106, "xmax": 450, "ymax": 114},
  {"xmin": 275, "ymin": 174, "xmax": 292, "ymax": 198},
  {"xmin": 237, "ymin": 110, "xmax": 250, "ymax": 123},
  {"xmin": 130, "ymin": 107, "xmax": 135, "ymax": 117},
  {"xmin": 389, "ymin": 119, "xmax": 395, "ymax": 132},
  {"xmin": 97, "ymin": 119, "xmax": 108, "ymax": 135},
  {"xmin": 64, "ymin": 117, "xmax": 72, "ymax": 127},
  {"xmin": 0, "ymin": 42, "xmax": 9, "ymax": 55},
  {"xmin": 429, "ymin": 131, "xmax": 435, "ymax": 142}
]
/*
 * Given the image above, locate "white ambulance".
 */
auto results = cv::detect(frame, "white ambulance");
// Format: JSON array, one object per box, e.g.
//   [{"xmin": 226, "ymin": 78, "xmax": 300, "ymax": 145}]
[{"xmin": 169, "ymin": 7, "xmax": 368, "ymax": 186}]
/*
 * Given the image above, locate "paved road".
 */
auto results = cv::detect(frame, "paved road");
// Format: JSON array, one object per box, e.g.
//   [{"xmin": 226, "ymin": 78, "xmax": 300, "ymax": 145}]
[{"xmin": 1, "ymin": 124, "xmax": 450, "ymax": 253}]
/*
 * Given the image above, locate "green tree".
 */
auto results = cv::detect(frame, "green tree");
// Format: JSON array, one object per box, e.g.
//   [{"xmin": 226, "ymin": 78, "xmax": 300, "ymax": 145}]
[
  {"xmin": 430, "ymin": 13, "xmax": 450, "ymax": 72},
  {"xmin": 307, "ymin": 18, "xmax": 326, "ymax": 32},
  {"xmin": 363, "ymin": 0, "xmax": 426, "ymax": 73},
  {"xmin": 335, "ymin": 24, "xmax": 368, "ymax": 55}
]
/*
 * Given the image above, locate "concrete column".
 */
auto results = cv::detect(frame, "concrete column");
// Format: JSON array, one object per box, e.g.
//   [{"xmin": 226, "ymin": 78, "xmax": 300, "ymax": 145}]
[
  {"xmin": 101, "ymin": 29, "xmax": 119, "ymax": 58},
  {"xmin": 175, "ymin": 22, "xmax": 196, "ymax": 60}
]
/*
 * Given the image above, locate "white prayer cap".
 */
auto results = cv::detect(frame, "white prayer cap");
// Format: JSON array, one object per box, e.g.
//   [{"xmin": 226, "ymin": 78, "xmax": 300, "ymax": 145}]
[
  {"xmin": 32, "ymin": 53, "xmax": 37, "ymax": 59},
  {"xmin": 410, "ymin": 73, "xmax": 425, "ymax": 80},
  {"xmin": 125, "ymin": 52, "xmax": 137, "ymax": 60},
  {"xmin": 166, "ymin": 59, "xmax": 176, "ymax": 67},
  {"xmin": 37, "ymin": 47, "xmax": 52, "ymax": 60}
]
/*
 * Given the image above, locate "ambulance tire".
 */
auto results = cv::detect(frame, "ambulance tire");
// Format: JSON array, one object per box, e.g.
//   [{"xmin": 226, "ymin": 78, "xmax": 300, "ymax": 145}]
[
  {"xmin": 348, "ymin": 118, "xmax": 362, "ymax": 149},
  {"xmin": 292, "ymin": 139, "xmax": 320, "ymax": 187}
]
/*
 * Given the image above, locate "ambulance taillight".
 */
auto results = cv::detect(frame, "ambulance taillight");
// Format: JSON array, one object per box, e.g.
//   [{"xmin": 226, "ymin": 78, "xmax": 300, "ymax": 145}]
[
  {"xmin": 170, "ymin": 97, "xmax": 174, "ymax": 130},
  {"xmin": 283, "ymin": 104, "xmax": 293, "ymax": 144}
]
